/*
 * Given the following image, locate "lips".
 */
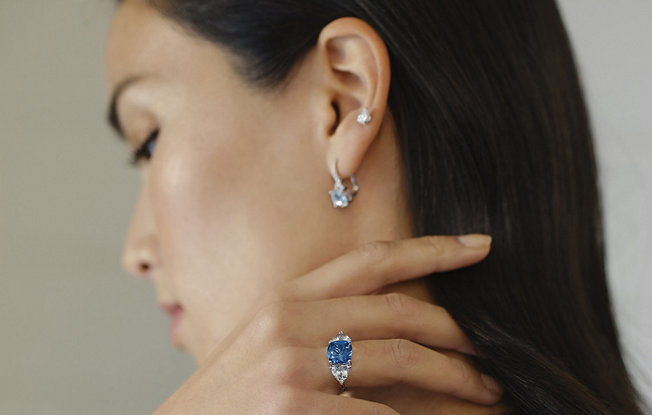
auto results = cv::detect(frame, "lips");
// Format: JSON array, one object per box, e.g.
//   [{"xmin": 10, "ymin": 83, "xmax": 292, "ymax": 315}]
[{"xmin": 160, "ymin": 302, "xmax": 184, "ymax": 346}]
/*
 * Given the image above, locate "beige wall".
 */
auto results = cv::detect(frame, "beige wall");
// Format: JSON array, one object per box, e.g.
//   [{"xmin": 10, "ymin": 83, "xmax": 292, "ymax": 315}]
[
  {"xmin": 0, "ymin": 2, "xmax": 195, "ymax": 414},
  {"xmin": 1, "ymin": 1, "xmax": 650, "ymax": 413}
]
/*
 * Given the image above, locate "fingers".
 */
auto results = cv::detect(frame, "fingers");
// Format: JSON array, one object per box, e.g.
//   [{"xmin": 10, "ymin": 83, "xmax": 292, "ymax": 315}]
[
  {"xmin": 283, "ymin": 234, "xmax": 491, "ymax": 302},
  {"xmin": 348, "ymin": 340, "xmax": 502, "ymax": 405},
  {"xmin": 273, "ymin": 389, "xmax": 401, "ymax": 415},
  {"xmin": 269, "ymin": 293, "xmax": 476, "ymax": 355},
  {"xmin": 290, "ymin": 340, "xmax": 502, "ymax": 406}
]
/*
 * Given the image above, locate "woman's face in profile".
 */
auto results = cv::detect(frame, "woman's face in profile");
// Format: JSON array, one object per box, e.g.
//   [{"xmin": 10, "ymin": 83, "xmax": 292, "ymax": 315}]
[{"xmin": 105, "ymin": 0, "xmax": 415, "ymax": 364}]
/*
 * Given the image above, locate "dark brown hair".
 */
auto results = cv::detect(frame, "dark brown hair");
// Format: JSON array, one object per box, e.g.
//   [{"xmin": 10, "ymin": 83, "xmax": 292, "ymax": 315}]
[{"xmin": 117, "ymin": 1, "xmax": 646, "ymax": 413}]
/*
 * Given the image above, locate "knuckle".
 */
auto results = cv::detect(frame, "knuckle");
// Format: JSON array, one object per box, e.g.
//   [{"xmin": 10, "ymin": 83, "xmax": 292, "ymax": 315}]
[
  {"xmin": 355, "ymin": 240, "xmax": 393, "ymax": 266},
  {"xmin": 252, "ymin": 302, "xmax": 291, "ymax": 341},
  {"xmin": 382, "ymin": 292, "xmax": 416, "ymax": 317},
  {"xmin": 386, "ymin": 338, "xmax": 417, "ymax": 368}
]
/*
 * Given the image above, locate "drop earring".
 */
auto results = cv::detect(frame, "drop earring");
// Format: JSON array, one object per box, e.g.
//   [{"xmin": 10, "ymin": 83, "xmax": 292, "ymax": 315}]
[{"xmin": 329, "ymin": 158, "xmax": 359, "ymax": 208}]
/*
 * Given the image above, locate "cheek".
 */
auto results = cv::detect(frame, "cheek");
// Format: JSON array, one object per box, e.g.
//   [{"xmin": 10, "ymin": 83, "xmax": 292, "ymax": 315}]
[
  {"xmin": 146, "ymin": 112, "xmax": 347, "ymax": 357},
  {"xmin": 147, "ymin": 139, "xmax": 250, "ymax": 355}
]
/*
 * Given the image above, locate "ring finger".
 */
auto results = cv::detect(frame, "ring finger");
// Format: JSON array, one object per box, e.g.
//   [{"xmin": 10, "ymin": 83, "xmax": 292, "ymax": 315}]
[{"xmin": 286, "ymin": 339, "xmax": 502, "ymax": 406}]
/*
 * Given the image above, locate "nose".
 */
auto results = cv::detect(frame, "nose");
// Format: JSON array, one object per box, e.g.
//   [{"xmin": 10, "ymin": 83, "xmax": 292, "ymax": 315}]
[
  {"xmin": 121, "ymin": 187, "xmax": 159, "ymax": 280},
  {"xmin": 122, "ymin": 232, "xmax": 158, "ymax": 279}
]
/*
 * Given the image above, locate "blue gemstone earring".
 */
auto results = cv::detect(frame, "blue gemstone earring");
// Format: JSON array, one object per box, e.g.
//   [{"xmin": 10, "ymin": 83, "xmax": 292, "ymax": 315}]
[{"xmin": 329, "ymin": 158, "xmax": 359, "ymax": 208}]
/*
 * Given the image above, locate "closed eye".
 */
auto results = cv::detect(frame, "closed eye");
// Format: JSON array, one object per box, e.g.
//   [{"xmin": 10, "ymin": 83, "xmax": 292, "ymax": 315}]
[{"xmin": 130, "ymin": 129, "xmax": 159, "ymax": 166}]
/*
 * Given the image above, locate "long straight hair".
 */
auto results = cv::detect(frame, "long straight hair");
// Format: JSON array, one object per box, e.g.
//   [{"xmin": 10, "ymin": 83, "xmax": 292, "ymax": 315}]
[{"xmin": 126, "ymin": 1, "xmax": 646, "ymax": 413}]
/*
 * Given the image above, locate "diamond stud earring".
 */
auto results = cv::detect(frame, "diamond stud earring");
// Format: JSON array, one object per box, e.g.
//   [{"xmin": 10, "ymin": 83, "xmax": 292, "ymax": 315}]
[
  {"xmin": 329, "ymin": 158, "xmax": 359, "ymax": 208},
  {"xmin": 356, "ymin": 107, "xmax": 372, "ymax": 125}
]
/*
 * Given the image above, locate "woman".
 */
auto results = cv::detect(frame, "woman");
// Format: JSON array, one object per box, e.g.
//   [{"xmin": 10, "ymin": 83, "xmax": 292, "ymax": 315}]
[{"xmin": 105, "ymin": 0, "xmax": 645, "ymax": 413}]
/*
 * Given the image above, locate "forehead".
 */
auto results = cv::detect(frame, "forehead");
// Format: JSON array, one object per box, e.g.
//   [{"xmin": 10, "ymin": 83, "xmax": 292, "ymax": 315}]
[{"xmin": 104, "ymin": 0, "xmax": 224, "ymax": 92}]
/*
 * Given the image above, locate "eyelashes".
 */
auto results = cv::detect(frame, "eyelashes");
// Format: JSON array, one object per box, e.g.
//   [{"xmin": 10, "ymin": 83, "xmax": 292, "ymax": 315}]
[{"xmin": 129, "ymin": 129, "xmax": 159, "ymax": 166}]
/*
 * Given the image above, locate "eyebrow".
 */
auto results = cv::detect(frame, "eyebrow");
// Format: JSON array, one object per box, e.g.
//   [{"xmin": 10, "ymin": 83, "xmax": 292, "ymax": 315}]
[{"xmin": 106, "ymin": 75, "xmax": 144, "ymax": 140}]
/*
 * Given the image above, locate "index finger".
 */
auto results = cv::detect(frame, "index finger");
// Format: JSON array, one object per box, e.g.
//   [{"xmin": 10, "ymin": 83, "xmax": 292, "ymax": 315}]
[{"xmin": 281, "ymin": 234, "xmax": 492, "ymax": 302}]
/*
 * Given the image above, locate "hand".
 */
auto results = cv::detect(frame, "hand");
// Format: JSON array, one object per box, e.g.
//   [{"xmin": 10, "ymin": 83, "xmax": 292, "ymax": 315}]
[{"xmin": 153, "ymin": 234, "xmax": 502, "ymax": 415}]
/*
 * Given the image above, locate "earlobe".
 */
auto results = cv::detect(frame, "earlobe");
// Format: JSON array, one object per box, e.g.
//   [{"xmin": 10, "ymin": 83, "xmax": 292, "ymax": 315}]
[{"xmin": 315, "ymin": 17, "xmax": 391, "ymax": 180}]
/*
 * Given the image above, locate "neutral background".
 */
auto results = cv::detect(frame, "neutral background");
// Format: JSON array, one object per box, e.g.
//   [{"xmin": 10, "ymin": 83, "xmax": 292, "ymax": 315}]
[{"xmin": 1, "ymin": 1, "xmax": 650, "ymax": 414}]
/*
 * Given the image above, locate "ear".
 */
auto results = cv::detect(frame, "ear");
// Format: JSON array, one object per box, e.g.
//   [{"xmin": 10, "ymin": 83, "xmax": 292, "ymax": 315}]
[{"xmin": 313, "ymin": 17, "xmax": 391, "ymax": 179}]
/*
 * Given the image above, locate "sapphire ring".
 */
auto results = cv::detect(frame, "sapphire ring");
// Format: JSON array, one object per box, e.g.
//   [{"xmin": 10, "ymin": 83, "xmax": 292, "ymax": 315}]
[{"xmin": 327, "ymin": 331, "xmax": 353, "ymax": 392}]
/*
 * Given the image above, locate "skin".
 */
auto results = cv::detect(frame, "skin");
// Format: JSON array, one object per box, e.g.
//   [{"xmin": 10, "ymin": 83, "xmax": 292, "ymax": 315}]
[{"xmin": 106, "ymin": 1, "xmax": 512, "ymax": 413}]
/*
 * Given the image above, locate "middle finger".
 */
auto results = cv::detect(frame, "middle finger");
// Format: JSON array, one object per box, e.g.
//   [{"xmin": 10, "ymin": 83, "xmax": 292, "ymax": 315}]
[{"xmin": 272, "ymin": 293, "xmax": 476, "ymax": 355}]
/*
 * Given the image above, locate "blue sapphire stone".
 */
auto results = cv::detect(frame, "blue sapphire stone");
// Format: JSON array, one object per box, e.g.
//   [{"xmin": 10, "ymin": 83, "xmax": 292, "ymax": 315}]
[{"xmin": 328, "ymin": 340, "xmax": 352, "ymax": 364}]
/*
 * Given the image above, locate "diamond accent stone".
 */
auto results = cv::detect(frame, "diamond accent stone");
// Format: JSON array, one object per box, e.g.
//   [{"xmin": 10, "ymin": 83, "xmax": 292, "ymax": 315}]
[
  {"xmin": 330, "ymin": 362, "xmax": 351, "ymax": 385},
  {"xmin": 357, "ymin": 107, "xmax": 372, "ymax": 125}
]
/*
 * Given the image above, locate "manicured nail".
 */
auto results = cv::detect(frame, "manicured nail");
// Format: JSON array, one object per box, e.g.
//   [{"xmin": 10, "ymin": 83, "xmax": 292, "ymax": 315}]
[
  {"xmin": 458, "ymin": 234, "xmax": 492, "ymax": 248},
  {"xmin": 480, "ymin": 373, "xmax": 503, "ymax": 395}
]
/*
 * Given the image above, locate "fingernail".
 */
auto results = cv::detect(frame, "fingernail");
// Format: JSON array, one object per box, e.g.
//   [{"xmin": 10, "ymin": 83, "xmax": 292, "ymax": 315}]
[
  {"xmin": 480, "ymin": 374, "xmax": 503, "ymax": 395},
  {"xmin": 458, "ymin": 234, "xmax": 492, "ymax": 248}
]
